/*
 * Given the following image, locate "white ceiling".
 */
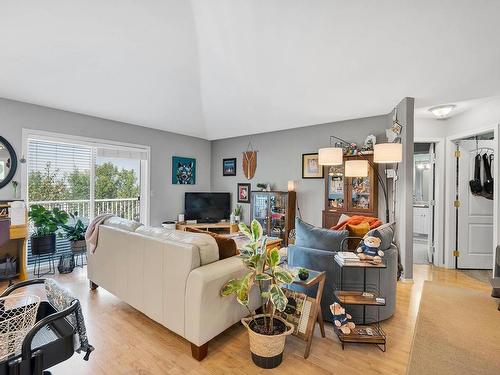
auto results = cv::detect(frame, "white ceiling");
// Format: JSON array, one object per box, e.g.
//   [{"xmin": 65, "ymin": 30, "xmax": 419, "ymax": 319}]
[{"xmin": 1, "ymin": 1, "xmax": 500, "ymax": 140}]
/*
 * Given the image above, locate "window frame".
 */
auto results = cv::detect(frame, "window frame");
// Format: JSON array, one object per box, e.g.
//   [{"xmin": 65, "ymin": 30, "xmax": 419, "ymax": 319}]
[{"xmin": 21, "ymin": 128, "xmax": 151, "ymax": 225}]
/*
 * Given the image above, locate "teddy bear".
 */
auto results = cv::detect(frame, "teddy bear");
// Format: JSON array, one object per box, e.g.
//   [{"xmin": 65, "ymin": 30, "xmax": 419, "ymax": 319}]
[
  {"xmin": 330, "ymin": 302, "xmax": 355, "ymax": 335},
  {"xmin": 356, "ymin": 234, "xmax": 384, "ymax": 264}
]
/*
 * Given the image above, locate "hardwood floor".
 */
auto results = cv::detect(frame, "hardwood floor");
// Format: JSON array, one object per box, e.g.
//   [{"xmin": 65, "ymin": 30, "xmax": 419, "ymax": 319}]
[{"xmin": 0, "ymin": 264, "xmax": 492, "ymax": 375}]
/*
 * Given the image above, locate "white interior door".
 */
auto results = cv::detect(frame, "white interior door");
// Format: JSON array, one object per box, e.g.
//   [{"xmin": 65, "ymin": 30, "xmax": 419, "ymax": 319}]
[{"xmin": 457, "ymin": 140, "xmax": 494, "ymax": 269}]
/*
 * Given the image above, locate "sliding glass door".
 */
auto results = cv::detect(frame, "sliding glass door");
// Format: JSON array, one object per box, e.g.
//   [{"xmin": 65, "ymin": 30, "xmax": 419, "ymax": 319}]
[
  {"xmin": 95, "ymin": 148, "xmax": 143, "ymax": 222},
  {"xmin": 25, "ymin": 132, "xmax": 149, "ymax": 264}
]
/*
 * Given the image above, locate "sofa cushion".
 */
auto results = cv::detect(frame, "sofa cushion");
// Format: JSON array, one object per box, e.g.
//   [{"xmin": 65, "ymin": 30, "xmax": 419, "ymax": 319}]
[
  {"xmin": 185, "ymin": 227, "xmax": 238, "ymax": 260},
  {"xmin": 295, "ymin": 218, "xmax": 348, "ymax": 252},
  {"xmin": 104, "ymin": 216, "xmax": 142, "ymax": 232},
  {"xmin": 366, "ymin": 222, "xmax": 395, "ymax": 251},
  {"xmin": 346, "ymin": 222, "xmax": 370, "ymax": 250},
  {"xmin": 135, "ymin": 226, "xmax": 219, "ymax": 265}
]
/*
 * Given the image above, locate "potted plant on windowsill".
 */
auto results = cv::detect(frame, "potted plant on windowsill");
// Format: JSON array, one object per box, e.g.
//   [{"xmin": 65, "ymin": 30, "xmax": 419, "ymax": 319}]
[
  {"xmin": 60, "ymin": 212, "xmax": 88, "ymax": 253},
  {"xmin": 221, "ymin": 220, "xmax": 294, "ymax": 369},
  {"xmin": 28, "ymin": 205, "xmax": 69, "ymax": 255}
]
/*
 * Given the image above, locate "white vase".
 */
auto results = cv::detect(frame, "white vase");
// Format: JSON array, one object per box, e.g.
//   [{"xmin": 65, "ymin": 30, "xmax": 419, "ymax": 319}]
[{"xmin": 234, "ymin": 215, "xmax": 240, "ymax": 223}]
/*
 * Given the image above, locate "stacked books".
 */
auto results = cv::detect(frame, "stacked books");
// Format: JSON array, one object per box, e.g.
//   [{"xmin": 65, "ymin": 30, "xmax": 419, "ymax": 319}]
[{"xmin": 334, "ymin": 251, "xmax": 361, "ymax": 265}]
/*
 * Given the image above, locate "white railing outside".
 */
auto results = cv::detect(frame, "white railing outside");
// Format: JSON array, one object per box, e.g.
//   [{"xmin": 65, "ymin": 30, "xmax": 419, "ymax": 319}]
[{"xmin": 28, "ymin": 198, "xmax": 140, "ymax": 222}]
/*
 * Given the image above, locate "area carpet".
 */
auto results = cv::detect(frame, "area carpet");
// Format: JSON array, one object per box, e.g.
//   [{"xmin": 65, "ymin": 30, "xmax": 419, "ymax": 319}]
[{"xmin": 407, "ymin": 281, "xmax": 500, "ymax": 375}]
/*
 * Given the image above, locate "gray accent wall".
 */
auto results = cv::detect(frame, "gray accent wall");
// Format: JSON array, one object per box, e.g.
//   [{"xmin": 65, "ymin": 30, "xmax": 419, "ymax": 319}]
[
  {"xmin": 210, "ymin": 115, "xmax": 390, "ymax": 227},
  {"xmin": 0, "ymin": 98, "xmax": 211, "ymax": 226}
]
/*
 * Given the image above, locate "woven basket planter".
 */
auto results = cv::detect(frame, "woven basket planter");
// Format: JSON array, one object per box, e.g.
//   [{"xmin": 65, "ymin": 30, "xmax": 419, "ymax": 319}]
[
  {"xmin": 70, "ymin": 240, "xmax": 87, "ymax": 253},
  {"xmin": 241, "ymin": 314, "xmax": 294, "ymax": 369}
]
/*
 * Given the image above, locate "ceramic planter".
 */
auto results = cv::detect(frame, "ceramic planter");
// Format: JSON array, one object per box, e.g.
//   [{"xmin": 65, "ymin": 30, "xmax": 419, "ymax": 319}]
[{"xmin": 241, "ymin": 314, "xmax": 294, "ymax": 369}]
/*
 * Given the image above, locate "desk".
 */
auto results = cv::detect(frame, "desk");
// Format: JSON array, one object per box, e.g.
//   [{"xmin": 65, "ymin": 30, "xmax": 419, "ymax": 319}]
[{"xmin": 0, "ymin": 206, "xmax": 28, "ymax": 281}]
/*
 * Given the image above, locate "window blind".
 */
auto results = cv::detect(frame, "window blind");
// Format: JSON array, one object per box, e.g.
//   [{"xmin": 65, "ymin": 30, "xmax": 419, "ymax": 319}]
[{"xmin": 27, "ymin": 138, "xmax": 92, "ymax": 209}]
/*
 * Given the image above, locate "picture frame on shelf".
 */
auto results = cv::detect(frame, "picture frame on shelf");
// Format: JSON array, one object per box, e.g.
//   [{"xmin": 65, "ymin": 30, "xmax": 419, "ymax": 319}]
[
  {"xmin": 302, "ymin": 153, "xmax": 324, "ymax": 179},
  {"xmin": 223, "ymin": 158, "xmax": 237, "ymax": 176},
  {"xmin": 172, "ymin": 156, "xmax": 196, "ymax": 185},
  {"xmin": 237, "ymin": 183, "xmax": 251, "ymax": 203}
]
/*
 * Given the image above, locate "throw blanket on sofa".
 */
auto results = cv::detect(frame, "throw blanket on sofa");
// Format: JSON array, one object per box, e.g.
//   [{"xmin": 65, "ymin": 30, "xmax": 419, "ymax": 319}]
[
  {"xmin": 85, "ymin": 213, "xmax": 114, "ymax": 253},
  {"xmin": 332, "ymin": 215, "xmax": 382, "ymax": 231}
]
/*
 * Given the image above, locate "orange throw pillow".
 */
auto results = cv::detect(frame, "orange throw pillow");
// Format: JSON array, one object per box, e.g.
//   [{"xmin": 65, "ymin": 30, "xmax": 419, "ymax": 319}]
[
  {"xmin": 346, "ymin": 222, "xmax": 370, "ymax": 251},
  {"xmin": 185, "ymin": 227, "xmax": 238, "ymax": 260}
]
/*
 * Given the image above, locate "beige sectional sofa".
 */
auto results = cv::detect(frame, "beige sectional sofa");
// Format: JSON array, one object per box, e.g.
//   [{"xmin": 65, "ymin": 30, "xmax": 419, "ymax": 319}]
[{"xmin": 87, "ymin": 217, "xmax": 259, "ymax": 360}]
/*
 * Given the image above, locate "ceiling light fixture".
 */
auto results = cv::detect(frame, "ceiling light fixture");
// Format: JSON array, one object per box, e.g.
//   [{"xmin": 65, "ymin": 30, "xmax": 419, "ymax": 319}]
[{"xmin": 428, "ymin": 104, "xmax": 456, "ymax": 119}]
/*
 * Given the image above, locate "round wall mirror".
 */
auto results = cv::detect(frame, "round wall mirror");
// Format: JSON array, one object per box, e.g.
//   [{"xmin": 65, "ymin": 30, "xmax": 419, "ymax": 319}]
[{"xmin": 0, "ymin": 136, "xmax": 18, "ymax": 189}]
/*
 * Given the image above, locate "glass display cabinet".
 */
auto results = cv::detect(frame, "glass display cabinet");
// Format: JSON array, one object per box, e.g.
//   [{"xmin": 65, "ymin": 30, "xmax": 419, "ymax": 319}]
[
  {"xmin": 250, "ymin": 191, "xmax": 296, "ymax": 245},
  {"xmin": 323, "ymin": 155, "xmax": 378, "ymax": 228}
]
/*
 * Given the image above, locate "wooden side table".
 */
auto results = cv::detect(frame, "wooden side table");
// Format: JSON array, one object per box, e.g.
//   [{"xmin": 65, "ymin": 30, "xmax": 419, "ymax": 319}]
[
  {"xmin": 294, "ymin": 270, "xmax": 326, "ymax": 358},
  {"xmin": 276, "ymin": 269, "xmax": 326, "ymax": 358}
]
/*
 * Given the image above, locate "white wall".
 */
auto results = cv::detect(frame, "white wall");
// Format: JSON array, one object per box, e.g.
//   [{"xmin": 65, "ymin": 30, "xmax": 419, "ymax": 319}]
[
  {"xmin": 0, "ymin": 98, "xmax": 211, "ymax": 226},
  {"xmin": 414, "ymin": 117, "xmax": 449, "ymax": 139}
]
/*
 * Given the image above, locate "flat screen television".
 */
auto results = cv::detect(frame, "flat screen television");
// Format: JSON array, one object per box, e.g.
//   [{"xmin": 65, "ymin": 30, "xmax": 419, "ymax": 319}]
[{"xmin": 185, "ymin": 192, "xmax": 231, "ymax": 223}]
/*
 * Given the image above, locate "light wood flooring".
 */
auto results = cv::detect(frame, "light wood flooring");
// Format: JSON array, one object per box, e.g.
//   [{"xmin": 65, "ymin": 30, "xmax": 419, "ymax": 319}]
[{"xmin": 0, "ymin": 265, "xmax": 492, "ymax": 375}]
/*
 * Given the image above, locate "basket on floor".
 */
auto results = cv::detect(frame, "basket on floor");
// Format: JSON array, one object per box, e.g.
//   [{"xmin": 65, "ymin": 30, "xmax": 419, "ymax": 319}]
[{"xmin": 0, "ymin": 294, "xmax": 40, "ymax": 361}]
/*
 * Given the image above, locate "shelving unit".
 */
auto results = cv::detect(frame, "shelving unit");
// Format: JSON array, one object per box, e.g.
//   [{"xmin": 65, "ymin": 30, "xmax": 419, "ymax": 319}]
[
  {"xmin": 322, "ymin": 154, "xmax": 378, "ymax": 229},
  {"xmin": 250, "ymin": 191, "xmax": 296, "ymax": 246},
  {"xmin": 332, "ymin": 257, "xmax": 387, "ymax": 351}
]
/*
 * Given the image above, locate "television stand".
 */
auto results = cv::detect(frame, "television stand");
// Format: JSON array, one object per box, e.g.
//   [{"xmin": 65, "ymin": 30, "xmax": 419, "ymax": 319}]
[{"xmin": 176, "ymin": 222, "xmax": 239, "ymax": 234}]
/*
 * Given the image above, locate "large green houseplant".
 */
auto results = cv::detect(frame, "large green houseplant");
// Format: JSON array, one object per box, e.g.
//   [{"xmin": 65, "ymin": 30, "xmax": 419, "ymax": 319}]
[
  {"xmin": 28, "ymin": 205, "xmax": 68, "ymax": 255},
  {"xmin": 60, "ymin": 212, "xmax": 88, "ymax": 253},
  {"xmin": 221, "ymin": 220, "xmax": 294, "ymax": 369}
]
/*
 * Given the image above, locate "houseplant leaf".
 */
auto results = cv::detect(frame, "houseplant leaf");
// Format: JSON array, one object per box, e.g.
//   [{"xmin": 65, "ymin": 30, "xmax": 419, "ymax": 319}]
[
  {"xmin": 255, "ymin": 273, "xmax": 272, "ymax": 281},
  {"xmin": 251, "ymin": 220, "xmax": 263, "ymax": 242},
  {"xmin": 220, "ymin": 278, "xmax": 243, "ymax": 297},
  {"xmin": 273, "ymin": 267, "xmax": 293, "ymax": 285},
  {"xmin": 239, "ymin": 222, "xmax": 252, "ymax": 239},
  {"xmin": 270, "ymin": 285, "xmax": 288, "ymax": 312},
  {"xmin": 267, "ymin": 248, "xmax": 280, "ymax": 268}
]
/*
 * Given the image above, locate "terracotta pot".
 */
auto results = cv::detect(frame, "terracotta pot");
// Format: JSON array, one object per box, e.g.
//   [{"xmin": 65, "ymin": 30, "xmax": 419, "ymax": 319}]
[
  {"xmin": 70, "ymin": 239, "xmax": 87, "ymax": 253},
  {"xmin": 241, "ymin": 314, "xmax": 294, "ymax": 369}
]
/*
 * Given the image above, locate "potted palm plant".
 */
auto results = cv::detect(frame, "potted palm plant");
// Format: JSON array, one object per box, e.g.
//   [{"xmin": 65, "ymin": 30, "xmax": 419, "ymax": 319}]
[
  {"xmin": 60, "ymin": 212, "xmax": 88, "ymax": 253},
  {"xmin": 221, "ymin": 220, "xmax": 294, "ymax": 369},
  {"xmin": 28, "ymin": 205, "xmax": 69, "ymax": 255}
]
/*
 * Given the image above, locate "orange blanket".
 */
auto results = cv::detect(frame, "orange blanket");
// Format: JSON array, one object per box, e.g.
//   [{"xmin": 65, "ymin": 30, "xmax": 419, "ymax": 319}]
[{"xmin": 332, "ymin": 215, "xmax": 382, "ymax": 231}]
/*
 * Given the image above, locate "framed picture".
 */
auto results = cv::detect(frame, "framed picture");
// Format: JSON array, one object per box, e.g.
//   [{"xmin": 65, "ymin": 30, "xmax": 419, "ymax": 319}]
[
  {"xmin": 302, "ymin": 153, "xmax": 324, "ymax": 179},
  {"xmin": 172, "ymin": 156, "xmax": 196, "ymax": 185},
  {"xmin": 223, "ymin": 158, "xmax": 237, "ymax": 176},
  {"xmin": 237, "ymin": 183, "xmax": 251, "ymax": 203}
]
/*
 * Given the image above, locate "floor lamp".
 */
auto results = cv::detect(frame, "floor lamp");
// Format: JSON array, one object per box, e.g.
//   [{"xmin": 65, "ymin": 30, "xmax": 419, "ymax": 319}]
[{"xmin": 318, "ymin": 136, "xmax": 402, "ymax": 223}]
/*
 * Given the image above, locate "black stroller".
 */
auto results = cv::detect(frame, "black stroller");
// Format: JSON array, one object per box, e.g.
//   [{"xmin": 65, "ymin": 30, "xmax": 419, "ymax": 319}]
[{"xmin": 0, "ymin": 278, "xmax": 94, "ymax": 375}]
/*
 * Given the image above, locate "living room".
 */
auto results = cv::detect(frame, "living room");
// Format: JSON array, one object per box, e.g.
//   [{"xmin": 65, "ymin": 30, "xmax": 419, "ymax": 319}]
[{"xmin": 0, "ymin": 2, "xmax": 499, "ymax": 374}]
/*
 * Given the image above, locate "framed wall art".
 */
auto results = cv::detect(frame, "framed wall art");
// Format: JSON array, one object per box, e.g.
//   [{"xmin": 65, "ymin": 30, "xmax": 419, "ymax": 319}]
[
  {"xmin": 302, "ymin": 153, "xmax": 324, "ymax": 179},
  {"xmin": 223, "ymin": 158, "xmax": 237, "ymax": 176},
  {"xmin": 237, "ymin": 183, "xmax": 251, "ymax": 203},
  {"xmin": 172, "ymin": 156, "xmax": 196, "ymax": 185}
]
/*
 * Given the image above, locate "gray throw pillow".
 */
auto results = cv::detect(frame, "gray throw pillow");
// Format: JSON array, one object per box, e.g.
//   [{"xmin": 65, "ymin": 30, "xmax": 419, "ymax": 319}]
[
  {"xmin": 295, "ymin": 218, "xmax": 348, "ymax": 252},
  {"xmin": 366, "ymin": 222, "xmax": 395, "ymax": 251}
]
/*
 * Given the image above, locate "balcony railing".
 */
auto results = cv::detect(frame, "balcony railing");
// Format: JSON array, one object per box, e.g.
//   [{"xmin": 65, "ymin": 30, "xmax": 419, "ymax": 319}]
[
  {"xmin": 26, "ymin": 198, "xmax": 140, "ymax": 266},
  {"xmin": 28, "ymin": 198, "xmax": 140, "ymax": 222}
]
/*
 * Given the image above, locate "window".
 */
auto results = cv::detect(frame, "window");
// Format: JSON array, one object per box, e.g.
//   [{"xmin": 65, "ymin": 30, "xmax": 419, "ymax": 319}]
[{"xmin": 23, "ymin": 130, "xmax": 150, "ymax": 264}]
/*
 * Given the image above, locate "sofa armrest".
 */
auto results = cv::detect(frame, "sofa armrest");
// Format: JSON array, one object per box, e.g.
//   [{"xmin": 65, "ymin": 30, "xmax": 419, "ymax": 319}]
[{"xmin": 184, "ymin": 256, "xmax": 260, "ymax": 346}]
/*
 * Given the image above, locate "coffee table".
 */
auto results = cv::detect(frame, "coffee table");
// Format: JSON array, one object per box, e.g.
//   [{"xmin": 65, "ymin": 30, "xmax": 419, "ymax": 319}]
[{"xmin": 225, "ymin": 233, "xmax": 282, "ymax": 252}]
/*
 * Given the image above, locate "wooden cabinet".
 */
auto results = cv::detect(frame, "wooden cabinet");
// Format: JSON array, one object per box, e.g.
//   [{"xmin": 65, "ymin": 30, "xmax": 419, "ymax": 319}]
[
  {"xmin": 322, "ymin": 155, "xmax": 378, "ymax": 228},
  {"xmin": 250, "ymin": 191, "xmax": 296, "ymax": 246},
  {"xmin": 413, "ymin": 206, "xmax": 429, "ymax": 235}
]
